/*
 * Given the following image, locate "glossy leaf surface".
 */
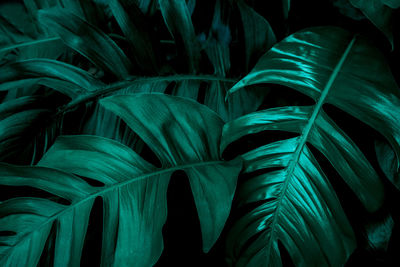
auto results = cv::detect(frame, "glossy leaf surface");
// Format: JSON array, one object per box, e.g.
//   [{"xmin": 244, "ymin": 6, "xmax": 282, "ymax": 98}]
[
  {"xmin": 0, "ymin": 94, "xmax": 241, "ymax": 266},
  {"xmin": 223, "ymin": 26, "xmax": 399, "ymax": 266}
]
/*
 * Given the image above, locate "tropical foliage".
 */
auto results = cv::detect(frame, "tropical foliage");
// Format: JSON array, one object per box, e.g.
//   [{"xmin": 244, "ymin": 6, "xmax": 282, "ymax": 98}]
[{"xmin": 1, "ymin": 0, "xmax": 400, "ymax": 266}]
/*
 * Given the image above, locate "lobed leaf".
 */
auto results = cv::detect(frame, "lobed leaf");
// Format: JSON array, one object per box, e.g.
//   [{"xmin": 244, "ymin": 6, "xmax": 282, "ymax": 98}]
[
  {"xmin": 223, "ymin": 26, "xmax": 399, "ymax": 266},
  {"xmin": 0, "ymin": 94, "xmax": 242, "ymax": 266}
]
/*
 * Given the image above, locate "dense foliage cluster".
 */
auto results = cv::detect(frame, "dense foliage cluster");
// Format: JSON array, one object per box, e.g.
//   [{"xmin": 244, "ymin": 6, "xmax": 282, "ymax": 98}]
[{"xmin": 1, "ymin": 0, "xmax": 400, "ymax": 266}]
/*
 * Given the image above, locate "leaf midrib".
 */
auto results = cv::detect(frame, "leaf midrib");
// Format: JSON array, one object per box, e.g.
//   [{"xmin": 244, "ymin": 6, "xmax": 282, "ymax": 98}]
[
  {"xmin": 266, "ymin": 35, "xmax": 357, "ymax": 258},
  {"xmin": 6, "ymin": 160, "xmax": 223, "ymax": 256}
]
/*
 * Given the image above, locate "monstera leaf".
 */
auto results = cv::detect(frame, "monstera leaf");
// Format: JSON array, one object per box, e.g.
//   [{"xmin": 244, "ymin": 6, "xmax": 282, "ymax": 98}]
[
  {"xmin": 222, "ymin": 26, "xmax": 400, "ymax": 266},
  {"xmin": 0, "ymin": 94, "xmax": 242, "ymax": 266}
]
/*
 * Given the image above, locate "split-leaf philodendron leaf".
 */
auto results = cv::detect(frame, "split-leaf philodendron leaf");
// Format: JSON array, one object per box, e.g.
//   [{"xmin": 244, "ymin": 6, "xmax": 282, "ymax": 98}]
[
  {"xmin": 0, "ymin": 94, "xmax": 241, "ymax": 266},
  {"xmin": 223, "ymin": 26, "xmax": 400, "ymax": 266}
]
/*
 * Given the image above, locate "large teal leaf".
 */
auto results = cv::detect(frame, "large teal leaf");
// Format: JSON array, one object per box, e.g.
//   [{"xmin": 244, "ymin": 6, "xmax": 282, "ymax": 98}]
[
  {"xmin": 228, "ymin": 27, "xmax": 400, "ymax": 167},
  {"xmin": 0, "ymin": 94, "xmax": 241, "ymax": 266},
  {"xmin": 223, "ymin": 26, "xmax": 398, "ymax": 266},
  {"xmin": 382, "ymin": 0, "xmax": 400, "ymax": 8},
  {"xmin": 38, "ymin": 8, "xmax": 132, "ymax": 78}
]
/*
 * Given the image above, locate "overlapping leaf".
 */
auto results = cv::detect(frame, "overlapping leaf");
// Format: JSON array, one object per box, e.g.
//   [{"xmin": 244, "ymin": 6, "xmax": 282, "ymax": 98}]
[
  {"xmin": 0, "ymin": 96, "xmax": 54, "ymax": 163},
  {"xmin": 223, "ymin": 26, "xmax": 400, "ymax": 266},
  {"xmin": 237, "ymin": 1, "xmax": 276, "ymax": 71},
  {"xmin": 109, "ymin": 0, "xmax": 158, "ymax": 73},
  {"xmin": 159, "ymin": 0, "xmax": 200, "ymax": 73},
  {"xmin": 38, "ymin": 8, "xmax": 132, "ymax": 78},
  {"xmin": 0, "ymin": 58, "xmax": 104, "ymax": 99},
  {"xmin": 349, "ymin": 0, "xmax": 396, "ymax": 47},
  {"xmin": 0, "ymin": 2, "xmax": 64, "ymax": 63},
  {"xmin": 0, "ymin": 94, "xmax": 241, "ymax": 266},
  {"xmin": 80, "ymin": 75, "xmax": 263, "ymax": 122}
]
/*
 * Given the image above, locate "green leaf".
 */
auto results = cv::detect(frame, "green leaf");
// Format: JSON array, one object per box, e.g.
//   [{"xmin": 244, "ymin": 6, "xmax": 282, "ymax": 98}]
[
  {"xmin": 38, "ymin": 8, "xmax": 132, "ymax": 78},
  {"xmin": 0, "ymin": 37, "xmax": 64, "ymax": 62},
  {"xmin": 1, "ymin": 2, "xmax": 40, "ymax": 39},
  {"xmin": 283, "ymin": 0, "xmax": 290, "ymax": 18},
  {"xmin": 349, "ymin": 0, "xmax": 394, "ymax": 47},
  {"xmin": 226, "ymin": 138, "xmax": 356, "ymax": 266},
  {"xmin": 229, "ymin": 27, "xmax": 400, "ymax": 168},
  {"xmin": 133, "ymin": 0, "xmax": 158, "ymax": 15},
  {"xmin": 109, "ymin": 0, "xmax": 158, "ymax": 73},
  {"xmin": 0, "ymin": 96, "xmax": 52, "ymax": 163},
  {"xmin": 159, "ymin": 0, "xmax": 200, "ymax": 73},
  {"xmin": 237, "ymin": 1, "xmax": 276, "ymax": 71},
  {"xmin": 375, "ymin": 139, "xmax": 399, "ymax": 185},
  {"xmin": 0, "ymin": 94, "xmax": 241, "ymax": 266},
  {"xmin": 99, "ymin": 94, "xmax": 242, "ymax": 252},
  {"xmin": 382, "ymin": 0, "xmax": 400, "ymax": 8},
  {"xmin": 365, "ymin": 214, "xmax": 394, "ymax": 250},
  {"xmin": 202, "ymin": 0, "xmax": 231, "ymax": 76},
  {"xmin": 0, "ymin": 2, "xmax": 64, "ymax": 62},
  {"xmin": 223, "ymin": 26, "xmax": 397, "ymax": 266},
  {"xmin": 0, "ymin": 58, "xmax": 104, "ymax": 98},
  {"xmin": 78, "ymin": 75, "xmax": 263, "ymax": 122}
]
